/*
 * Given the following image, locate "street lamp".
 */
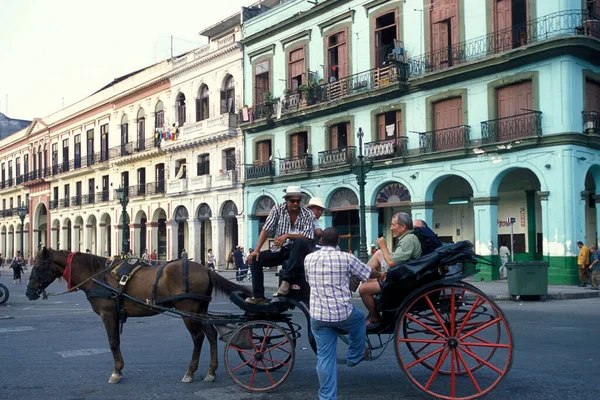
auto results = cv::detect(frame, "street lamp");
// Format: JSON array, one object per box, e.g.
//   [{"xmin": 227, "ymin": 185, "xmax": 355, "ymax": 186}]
[
  {"xmin": 17, "ymin": 202, "xmax": 28, "ymax": 258},
  {"xmin": 115, "ymin": 187, "xmax": 129, "ymax": 255},
  {"xmin": 350, "ymin": 128, "xmax": 374, "ymax": 263}
]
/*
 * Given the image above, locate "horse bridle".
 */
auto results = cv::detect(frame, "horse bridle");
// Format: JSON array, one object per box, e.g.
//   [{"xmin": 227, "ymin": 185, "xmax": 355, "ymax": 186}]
[{"xmin": 32, "ymin": 257, "xmax": 62, "ymax": 300}]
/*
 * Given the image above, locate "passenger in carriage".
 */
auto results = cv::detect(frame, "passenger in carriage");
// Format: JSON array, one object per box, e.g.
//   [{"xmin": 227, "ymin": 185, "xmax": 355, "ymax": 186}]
[
  {"xmin": 359, "ymin": 212, "xmax": 422, "ymax": 329},
  {"xmin": 245, "ymin": 186, "xmax": 315, "ymax": 305}
]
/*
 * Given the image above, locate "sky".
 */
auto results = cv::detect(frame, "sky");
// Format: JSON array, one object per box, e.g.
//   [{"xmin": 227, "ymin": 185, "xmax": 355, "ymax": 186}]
[{"xmin": 0, "ymin": 0, "xmax": 252, "ymax": 121}]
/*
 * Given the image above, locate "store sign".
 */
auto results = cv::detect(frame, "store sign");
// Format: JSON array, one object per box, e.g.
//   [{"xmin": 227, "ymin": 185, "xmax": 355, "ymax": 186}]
[
  {"xmin": 520, "ymin": 207, "xmax": 526, "ymax": 227},
  {"xmin": 497, "ymin": 217, "xmax": 517, "ymax": 228}
]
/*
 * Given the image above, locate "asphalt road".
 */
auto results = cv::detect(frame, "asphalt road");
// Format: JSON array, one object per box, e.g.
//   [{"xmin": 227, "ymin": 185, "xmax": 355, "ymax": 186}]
[{"xmin": 0, "ymin": 273, "xmax": 599, "ymax": 400}]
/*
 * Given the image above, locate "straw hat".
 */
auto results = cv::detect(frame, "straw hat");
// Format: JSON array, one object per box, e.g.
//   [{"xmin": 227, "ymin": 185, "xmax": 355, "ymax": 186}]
[
  {"xmin": 307, "ymin": 197, "xmax": 326, "ymax": 210},
  {"xmin": 283, "ymin": 185, "xmax": 302, "ymax": 198}
]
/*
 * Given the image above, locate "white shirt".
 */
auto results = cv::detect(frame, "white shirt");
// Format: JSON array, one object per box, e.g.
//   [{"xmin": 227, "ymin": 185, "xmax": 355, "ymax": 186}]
[{"xmin": 499, "ymin": 246, "xmax": 510, "ymax": 259}]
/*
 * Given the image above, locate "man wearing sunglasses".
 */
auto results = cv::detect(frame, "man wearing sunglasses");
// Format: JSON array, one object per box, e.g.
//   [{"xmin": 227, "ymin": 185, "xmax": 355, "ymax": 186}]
[{"xmin": 246, "ymin": 185, "xmax": 315, "ymax": 305}]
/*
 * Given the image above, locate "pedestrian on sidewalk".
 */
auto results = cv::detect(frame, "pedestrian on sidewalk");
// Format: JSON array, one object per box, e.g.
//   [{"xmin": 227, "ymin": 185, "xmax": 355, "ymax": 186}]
[
  {"xmin": 10, "ymin": 251, "xmax": 24, "ymax": 284},
  {"xmin": 588, "ymin": 245, "xmax": 600, "ymax": 290},
  {"xmin": 207, "ymin": 249, "xmax": 215, "ymax": 271},
  {"xmin": 233, "ymin": 246, "xmax": 245, "ymax": 282},
  {"xmin": 499, "ymin": 242, "xmax": 510, "ymax": 279},
  {"xmin": 305, "ymin": 227, "xmax": 384, "ymax": 400},
  {"xmin": 150, "ymin": 249, "xmax": 158, "ymax": 266},
  {"xmin": 577, "ymin": 241, "xmax": 591, "ymax": 287},
  {"xmin": 226, "ymin": 249, "xmax": 234, "ymax": 270},
  {"xmin": 243, "ymin": 248, "xmax": 252, "ymax": 281}
]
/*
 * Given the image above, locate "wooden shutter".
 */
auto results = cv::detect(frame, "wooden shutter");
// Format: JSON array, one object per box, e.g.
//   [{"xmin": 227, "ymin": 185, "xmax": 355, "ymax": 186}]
[
  {"xmin": 291, "ymin": 135, "xmax": 299, "ymax": 157},
  {"xmin": 395, "ymin": 111, "xmax": 403, "ymax": 138},
  {"xmin": 497, "ymin": 81, "xmax": 532, "ymax": 119},
  {"xmin": 257, "ymin": 141, "xmax": 270, "ymax": 163},
  {"xmin": 195, "ymin": 98, "xmax": 201, "ymax": 122},
  {"xmin": 495, "ymin": 0, "xmax": 512, "ymax": 51},
  {"xmin": 338, "ymin": 30, "xmax": 349, "ymax": 79},
  {"xmin": 330, "ymin": 125, "xmax": 339, "ymax": 149},
  {"xmin": 433, "ymin": 97, "xmax": 462, "ymax": 130},
  {"xmin": 377, "ymin": 114, "xmax": 386, "ymax": 140},
  {"xmin": 585, "ymin": 79, "xmax": 600, "ymax": 111},
  {"xmin": 220, "ymin": 90, "xmax": 226, "ymax": 114}
]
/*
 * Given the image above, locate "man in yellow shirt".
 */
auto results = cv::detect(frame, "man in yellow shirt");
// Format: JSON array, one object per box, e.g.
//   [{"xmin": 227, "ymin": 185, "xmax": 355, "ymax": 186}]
[{"xmin": 576, "ymin": 241, "xmax": 591, "ymax": 287}]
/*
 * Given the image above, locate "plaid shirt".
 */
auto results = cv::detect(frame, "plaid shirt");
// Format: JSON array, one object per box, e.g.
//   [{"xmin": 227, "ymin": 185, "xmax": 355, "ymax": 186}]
[
  {"xmin": 305, "ymin": 246, "xmax": 372, "ymax": 322},
  {"xmin": 262, "ymin": 203, "xmax": 315, "ymax": 244}
]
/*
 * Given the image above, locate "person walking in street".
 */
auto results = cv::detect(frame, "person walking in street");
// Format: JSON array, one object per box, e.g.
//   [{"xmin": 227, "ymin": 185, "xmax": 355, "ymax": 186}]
[
  {"xmin": 233, "ymin": 246, "xmax": 245, "ymax": 282},
  {"xmin": 181, "ymin": 248, "xmax": 188, "ymax": 260},
  {"xmin": 141, "ymin": 249, "xmax": 150, "ymax": 261},
  {"xmin": 499, "ymin": 242, "xmax": 510, "ymax": 279},
  {"xmin": 150, "ymin": 249, "xmax": 158, "ymax": 266},
  {"xmin": 226, "ymin": 248, "xmax": 234, "ymax": 270},
  {"xmin": 577, "ymin": 241, "xmax": 590, "ymax": 287},
  {"xmin": 10, "ymin": 251, "xmax": 24, "ymax": 284},
  {"xmin": 207, "ymin": 249, "xmax": 215, "ymax": 271},
  {"xmin": 305, "ymin": 227, "xmax": 384, "ymax": 400},
  {"xmin": 588, "ymin": 245, "xmax": 600, "ymax": 290}
]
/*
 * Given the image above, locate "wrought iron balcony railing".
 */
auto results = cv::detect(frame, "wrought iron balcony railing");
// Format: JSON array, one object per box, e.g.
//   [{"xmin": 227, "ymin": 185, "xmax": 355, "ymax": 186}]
[
  {"xmin": 49, "ymin": 200, "xmax": 58, "ymax": 210},
  {"xmin": 0, "ymin": 209, "xmax": 14, "ymax": 218},
  {"xmin": 318, "ymin": 146, "xmax": 357, "ymax": 169},
  {"xmin": 134, "ymin": 137, "xmax": 160, "ymax": 152},
  {"xmin": 71, "ymin": 195, "xmax": 82, "ymax": 207},
  {"xmin": 146, "ymin": 181, "xmax": 166, "ymax": 195},
  {"xmin": 583, "ymin": 111, "xmax": 599, "ymax": 134},
  {"xmin": 409, "ymin": 10, "xmax": 600, "ymax": 77},
  {"xmin": 245, "ymin": 161, "xmax": 275, "ymax": 180},
  {"xmin": 96, "ymin": 191, "xmax": 110, "ymax": 203},
  {"xmin": 419, "ymin": 126, "xmax": 471, "ymax": 154},
  {"xmin": 58, "ymin": 199, "xmax": 70, "ymax": 209},
  {"xmin": 364, "ymin": 137, "xmax": 408, "ymax": 160},
  {"xmin": 480, "ymin": 111, "xmax": 542, "ymax": 144},
  {"xmin": 279, "ymin": 155, "xmax": 313, "ymax": 176},
  {"xmin": 82, "ymin": 194, "xmax": 95, "ymax": 205}
]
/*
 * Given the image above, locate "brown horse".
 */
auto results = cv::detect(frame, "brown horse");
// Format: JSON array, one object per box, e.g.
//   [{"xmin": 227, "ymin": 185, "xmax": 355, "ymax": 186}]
[{"xmin": 26, "ymin": 248, "xmax": 250, "ymax": 384}]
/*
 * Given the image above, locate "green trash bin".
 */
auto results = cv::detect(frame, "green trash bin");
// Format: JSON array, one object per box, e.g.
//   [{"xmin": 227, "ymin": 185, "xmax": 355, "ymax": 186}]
[{"xmin": 506, "ymin": 261, "xmax": 549, "ymax": 300}]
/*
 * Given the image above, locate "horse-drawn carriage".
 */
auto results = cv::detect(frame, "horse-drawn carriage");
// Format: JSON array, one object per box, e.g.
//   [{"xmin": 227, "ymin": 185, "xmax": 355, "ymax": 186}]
[{"xmin": 26, "ymin": 241, "xmax": 512, "ymax": 400}]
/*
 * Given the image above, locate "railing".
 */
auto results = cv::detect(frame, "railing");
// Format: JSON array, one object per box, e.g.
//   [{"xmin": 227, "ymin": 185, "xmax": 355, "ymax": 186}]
[
  {"xmin": 16, "ymin": 175, "xmax": 23, "ymax": 184},
  {"xmin": 582, "ymin": 111, "xmax": 599, "ymax": 134},
  {"xmin": 364, "ymin": 137, "xmax": 408, "ymax": 160},
  {"xmin": 49, "ymin": 200, "xmax": 58, "ymax": 210},
  {"xmin": 146, "ymin": 181, "xmax": 166, "ymax": 195},
  {"xmin": 215, "ymin": 169, "xmax": 238, "ymax": 183},
  {"xmin": 409, "ymin": 10, "xmax": 600, "ymax": 77},
  {"xmin": 82, "ymin": 194, "xmax": 95, "ymax": 205},
  {"xmin": 128, "ymin": 184, "xmax": 146, "ymax": 198},
  {"xmin": 419, "ymin": 126, "xmax": 471, "ymax": 153},
  {"xmin": 71, "ymin": 195, "xmax": 82, "ymax": 207},
  {"xmin": 245, "ymin": 161, "xmax": 275, "ymax": 180},
  {"xmin": 134, "ymin": 137, "xmax": 160, "ymax": 152},
  {"xmin": 59, "ymin": 198, "xmax": 70, "ymax": 209},
  {"xmin": 6, "ymin": 178, "xmax": 13, "ymax": 187},
  {"xmin": 110, "ymin": 142, "xmax": 134, "ymax": 158},
  {"xmin": 0, "ymin": 209, "xmax": 14, "ymax": 218},
  {"xmin": 96, "ymin": 191, "xmax": 110, "ymax": 203},
  {"xmin": 318, "ymin": 147, "xmax": 357, "ymax": 169},
  {"xmin": 480, "ymin": 112, "xmax": 542, "ymax": 144},
  {"xmin": 279, "ymin": 155, "xmax": 313, "ymax": 175}
]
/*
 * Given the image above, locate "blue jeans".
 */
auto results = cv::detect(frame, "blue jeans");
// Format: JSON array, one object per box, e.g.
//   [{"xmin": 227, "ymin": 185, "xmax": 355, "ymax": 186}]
[{"xmin": 310, "ymin": 307, "xmax": 366, "ymax": 400}]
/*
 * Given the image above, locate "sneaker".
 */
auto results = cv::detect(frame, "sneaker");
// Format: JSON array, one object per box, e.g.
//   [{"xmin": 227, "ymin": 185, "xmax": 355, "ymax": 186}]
[
  {"xmin": 577, "ymin": 283, "xmax": 587, "ymax": 287},
  {"xmin": 244, "ymin": 297, "xmax": 266, "ymax": 305}
]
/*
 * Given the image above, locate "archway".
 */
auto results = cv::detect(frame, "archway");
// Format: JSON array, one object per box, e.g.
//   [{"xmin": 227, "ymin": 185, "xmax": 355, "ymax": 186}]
[
  {"xmin": 328, "ymin": 188, "xmax": 359, "ymax": 254},
  {"xmin": 197, "ymin": 203, "xmax": 212, "ymax": 264},
  {"xmin": 221, "ymin": 201, "xmax": 239, "ymax": 255},
  {"xmin": 254, "ymin": 196, "xmax": 276, "ymax": 251},
  {"xmin": 34, "ymin": 202, "xmax": 48, "ymax": 251},
  {"xmin": 374, "ymin": 182, "xmax": 412, "ymax": 242},
  {"xmin": 100, "ymin": 213, "xmax": 112, "ymax": 256},
  {"xmin": 74, "ymin": 216, "xmax": 84, "ymax": 253},
  {"xmin": 62, "ymin": 218, "xmax": 72, "ymax": 251},
  {"xmin": 23, "ymin": 222, "xmax": 30, "ymax": 258},
  {"xmin": 431, "ymin": 176, "xmax": 475, "ymax": 244},
  {"xmin": 152, "ymin": 208, "xmax": 167, "ymax": 260},
  {"xmin": 52, "ymin": 219, "xmax": 60, "ymax": 250},
  {"xmin": 86, "ymin": 214, "xmax": 98, "ymax": 254},
  {"xmin": 8, "ymin": 226, "xmax": 14, "ymax": 257},
  {"xmin": 584, "ymin": 166, "xmax": 600, "ymax": 246},
  {"xmin": 174, "ymin": 206, "xmax": 189, "ymax": 258},
  {"xmin": 134, "ymin": 210, "xmax": 148, "ymax": 257},
  {"xmin": 0, "ymin": 226, "xmax": 6, "ymax": 257}
]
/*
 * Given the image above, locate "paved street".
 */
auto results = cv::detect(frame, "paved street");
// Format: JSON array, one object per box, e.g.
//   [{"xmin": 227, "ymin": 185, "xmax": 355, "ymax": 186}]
[{"xmin": 0, "ymin": 271, "xmax": 599, "ymax": 400}]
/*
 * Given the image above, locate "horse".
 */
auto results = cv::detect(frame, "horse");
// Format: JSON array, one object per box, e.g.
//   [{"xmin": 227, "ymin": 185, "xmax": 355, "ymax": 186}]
[{"xmin": 26, "ymin": 248, "xmax": 251, "ymax": 384}]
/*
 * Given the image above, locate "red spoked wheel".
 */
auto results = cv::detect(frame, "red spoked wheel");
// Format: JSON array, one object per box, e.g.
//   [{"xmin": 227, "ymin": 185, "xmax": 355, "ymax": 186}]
[
  {"xmin": 401, "ymin": 287, "xmax": 500, "ymax": 375},
  {"xmin": 225, "ymin": 321, "xmax": 295, "ymax": 392},
  {"xmin": 395, "ymin": 283, "xmax": 513, "ymax": 400}
]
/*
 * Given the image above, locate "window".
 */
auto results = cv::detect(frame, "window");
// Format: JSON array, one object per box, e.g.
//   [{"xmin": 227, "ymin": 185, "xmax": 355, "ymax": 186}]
[
  {"xmin": 493, "ymin": 0, "xmax": 528, "ymax": 51},
  {"xmin": 429, "ymin": 0, "xmax": 459, "ymax": 67},
  {"xmin": 89, "ymin": 178, "xmax": 95, "ymax": 197},
  {"xmin": 221, "ymin": 76, "xmax": 235, "ymax": 114},
  {"xmin": 256, "ymin": 140, "xmax": 272, "ymax": 164},
  {"xmin": 374, "ymin": 11, "xmax": 398, "ymax": 67},
  {"xmin": 587, "ymin": 0, "xmax": 600, "ymax": 15},
  {"xmin": 196, "ymin": 85, "xmax": 209, "ymax": 122},
  {"xmin": 254, "ymin": 60, "xmax": 270, "ymax": 105},
  {"xmin": 137, "ymin": 108, "xmax": 145, "ymax": 149},
  {"xmin": 100, "ymin": 124, "xmax": 109, "ymax": 161},
  {"xmin": 121, "ymin": 115, "xmax": 129, "ymax": 146},
  {"xmin": 288, "ymin": 47, "xmax": 306, "ymax": 90},
  {"xmin": 16, "ymin": 157, "xmax": 20, "ymax": 179},
  {"xmin": 53, "ymin": 187, "xmax": 58, "ymax": 201},
  {"xmin": 74, "ymin": 134, "xmax": 81, "ymax": 168},
  {"xmin": 76, "ymin": 181, "xmax": 82, "ymax": 197},
  {"xmin": 9, "ymin": 197, "xmax": 13, "ymax": 209},
  {"xmin": 377, "ymin": 111, "xmax": 402, "ymax": 140},
  {"xmin": 64, "ymin": 184, "xmax": 70, "ymax": 207},
  {"xmin": 175, "ymin": 159, "xmax": 187, "ymax": 179},
  {"xmin": 1, "ymin": 199, "xmax": 4, "ymax": 210},
  {"xmin": 24, "ymin": 154, "xmax": 29, "ymax": 179},
  {"xmin": 62, "ymin": 138, "xmax": 69, "ymax": 171},
  {"xmin": 17, "ymin": 195, "xmax": 21, "ymax": 207},
  {"xmin": 1, "ymin": 163, "xmax": 4, "ymax": 187},
  {"xmin": 155, "ymin": 101, "xmax": 165, "ymax": 128},
  {"xmin": 290, "ymin": 132, "xmax": 308, "ymax": 157},
  {"xmin": 52, "ymin": 143, "xmax": 58, "ymax": 174},
  {"xmin": 327, "ymin": 31, "xmax": 348, "ymax": 82},
  {"xmin": 176, "ymin": 93, "xmax": 186, "ymax": 126},
  {"xmin": 224, "ymin": 148, "xmax": 236, "ymax": 171},
  {"xmin": 8, "ymin": 160, "xmax": 12, "ymax": 184},
  {"xmin": 137, "ymin": 168, "xmax": 146, "ymax": 195},
  {"xmin": 86, "ymin": 129, "xmax": 94, "ymax": 163},
  {"xmin": 329, "ymin": 122, "xmax": 350, "ymax": 149},
  {"xmin": 585, "ymin": 79, "xmax": 600, "ymax": 111},
  {"xmin": 197, "ymin": 154, "xmax": 210, "ymax": 176},
  {"xmin": 121, "ymin": 171, "xmax": 129, "ymax": 190}
]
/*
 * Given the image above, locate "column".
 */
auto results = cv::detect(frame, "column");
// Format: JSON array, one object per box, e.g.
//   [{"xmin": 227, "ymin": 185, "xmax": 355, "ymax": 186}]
[
  {"xmin": 365, "ymin": 206, "xmax": 379, "ymax": 246},
  {"xmin": 595, "ymin": 194, "xmax": 600, "ymax": 247},
  {"xmin": 472, "ymin": 197, "xmax": 499, "ymax": 281},
  {"xmin": 15, "ymin": 226, "xmax": 22, "ymax": 256},
  {"xmin": 237, "ymin": 217, "xmax": 245, "ymax": 250},
  {"xmin": 8, "ymin": 230, "xmax": 14, "ymax": 257},
  {"xmin": 52, "ymin": 225, "xmax": 59, "ymax": 250},
  {"xmin": 1, "ymin": 231, "xmax": 6, "ymax": 258},
  {"xmin": 168, "ymin": 220, "xmax": 176, "ymax": 259},
  {"xmin": 525, "ymin": 190, "xmax": 537, "ymax": 257},
  {"xmin": 247, "ymin": 215, "xmax": 260, "ymax": 250},
  {"xmin": 85, "ymin": 223, "xmax": 92, "ymax": 253},
  {"xmin": 211, "ymin": 216, "xmax": 225, "ymax": 269},
  {"xmin": 148, "ymin": 222, "xmax": 158, "ymax": 256},
  {"xmin": 23, "ymin": 226, "xmax": 30, "ymax": 258},
  {"xmin": 410, "ymin": 201, "xmax": 434, "ymax": 227},
  {"xmin": 189, "ymin": 220, "xmax": 201, "ymax": 261},
  {"xmin": 72, "ymin": 224, "xmax": 81, "ymax": 253}
]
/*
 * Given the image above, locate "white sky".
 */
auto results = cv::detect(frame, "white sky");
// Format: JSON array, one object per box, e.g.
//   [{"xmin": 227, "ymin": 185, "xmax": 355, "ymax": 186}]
[{"xmin": 0, "ymin": 0, "xmax": 251, "ymax": 121}]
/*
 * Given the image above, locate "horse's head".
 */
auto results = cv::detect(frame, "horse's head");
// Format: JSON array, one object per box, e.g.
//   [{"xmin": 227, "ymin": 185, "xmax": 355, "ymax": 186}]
[{"xmin": 26, "ymin": 248, "xmax": 63, "ymax": 300}]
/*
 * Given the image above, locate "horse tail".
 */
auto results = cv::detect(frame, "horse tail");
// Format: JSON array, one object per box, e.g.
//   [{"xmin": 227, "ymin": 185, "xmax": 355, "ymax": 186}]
[{"xmin": 207, "ymin": 269, "xmax": 252, "ymax": 298}]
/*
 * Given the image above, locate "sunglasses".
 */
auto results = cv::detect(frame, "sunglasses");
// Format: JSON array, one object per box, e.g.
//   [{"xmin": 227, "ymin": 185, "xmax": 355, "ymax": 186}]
[{"xmin": 287, "ymin": 198, "xmax": 301, "ymax": 204}]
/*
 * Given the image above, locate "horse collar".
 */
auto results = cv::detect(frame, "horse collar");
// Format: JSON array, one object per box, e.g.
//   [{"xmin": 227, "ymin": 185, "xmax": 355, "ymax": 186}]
[{"xmin": 64, "ymin": 252, "xmax": 77, "ymax": 291}]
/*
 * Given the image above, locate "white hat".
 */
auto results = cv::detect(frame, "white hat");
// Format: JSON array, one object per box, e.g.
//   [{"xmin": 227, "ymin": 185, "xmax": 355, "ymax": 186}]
[
  {"xmin": 307, "ymin": 197, "xmax": 326, "ymax": 210},
  {"xmin": 283, "ymin": 185, "xmax": 302, "ymax": 198}
]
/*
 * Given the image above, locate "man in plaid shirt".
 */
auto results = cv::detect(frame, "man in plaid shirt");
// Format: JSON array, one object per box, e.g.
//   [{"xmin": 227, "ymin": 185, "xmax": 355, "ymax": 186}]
[
  {"xmin": 246, "ymin": 186, "xmax": 315, "ymax": 304},
  {"xmin": 305, "ymin": 227, "xmax": 384, "ymax": 400}
]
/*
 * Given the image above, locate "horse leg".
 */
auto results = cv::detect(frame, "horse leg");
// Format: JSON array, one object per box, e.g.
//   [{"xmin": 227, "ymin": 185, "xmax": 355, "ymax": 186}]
[
  {"xmin": 202, "ymin": 323, "xmax": 219, "ymax": 382},
  {"xmin": 181, "ymin": 316, "xmax": 205, "ymax": 383},
  {"xmin": 100, "ymin": 312, "xmax": 124, "ymax": 383}
]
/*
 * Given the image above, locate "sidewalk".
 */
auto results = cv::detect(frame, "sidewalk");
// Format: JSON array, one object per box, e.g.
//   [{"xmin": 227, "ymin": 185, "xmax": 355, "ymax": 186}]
[{"xmin": 215, "ymin": 268, "xmax": 600, "ymax": 302}]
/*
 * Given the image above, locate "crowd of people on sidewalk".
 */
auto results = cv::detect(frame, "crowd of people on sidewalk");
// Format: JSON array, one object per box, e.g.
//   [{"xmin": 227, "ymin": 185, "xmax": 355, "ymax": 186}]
[{"xmin": 576, "ymin": 241, "xmax": 600, "ymax": 290}]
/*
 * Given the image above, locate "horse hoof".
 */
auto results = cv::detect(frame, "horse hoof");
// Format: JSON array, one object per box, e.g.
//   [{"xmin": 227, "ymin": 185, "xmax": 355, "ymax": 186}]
[
  {"xmin": 204, "ymin": 373, "xmax": 216, "ymax": 382},
  {"xmin": 181, "ymin": 374, "xmax": 193, "ymax": 383},
  {"xmin": 108, "ymin": 373, "xmax": 122, "ymax": 384}
]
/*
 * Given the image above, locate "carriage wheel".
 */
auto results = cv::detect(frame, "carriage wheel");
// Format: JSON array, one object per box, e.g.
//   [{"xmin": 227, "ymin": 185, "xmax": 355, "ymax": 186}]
[
  {"xmin": 395, "ymin": 283, "xmax": 513, "ymax": 400},
  {"xmin": 401, "ymin": 287, "xmax": 500, "ymax": 375},
  {"xmin": 236, "ymin": 322, "xmax": 295, "ymax": 372},
  {"xmin": 0, "ymin": 283, "xmax": 9, "ymax": 305},
  {"xmin": 225, "ymin": 321, "xmax": 295, "ymax": 392}
]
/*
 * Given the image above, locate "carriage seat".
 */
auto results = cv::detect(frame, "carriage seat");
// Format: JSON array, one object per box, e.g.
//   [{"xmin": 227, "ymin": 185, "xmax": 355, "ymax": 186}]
[
  {"xmin": 275, "ymin": 257, "xmax": 311, "ymax": 304},
  {"xmin": 230, "ymin": 291, "xmax": 296, "ymax": 315}
]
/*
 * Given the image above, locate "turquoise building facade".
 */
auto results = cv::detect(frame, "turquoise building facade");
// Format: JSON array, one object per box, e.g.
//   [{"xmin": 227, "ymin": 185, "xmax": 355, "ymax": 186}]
[{"xmin": 239, "ymin": 0, "xmax": 600, "ymax": 283}]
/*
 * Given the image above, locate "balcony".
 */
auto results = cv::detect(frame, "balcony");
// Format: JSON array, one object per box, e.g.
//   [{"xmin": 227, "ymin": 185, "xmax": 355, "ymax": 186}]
[
  {"xmin": 96, "ymin": 191, "xmax": 110, "ymax": 203},
  {"xmin": 409, "ymin": 10, "xmax": 600, "ymax": 77},
  {"xmin": 214, "ymin": 170, "xmax": 238, "ymax": 187},
  {"xmin": 127, "ymin": 184, "xmax": 146, "ymax": 198},
  {"xmin": 172, "ymin": 114, "xmax": 238, "ymax": 149},
  {"xmin": 0, "ymin": 209, "xmax": 14, "ymax": 218},
  {"xmin": 279, "ymin": 155, "xmax": 313, "ymax": 176},
  {"xmin": 583, "ymin": 111, "xmax": 599, "ymax": 134},
  {"xmin": 71, "ymin": 195, "xmax": 82, "ymax": 207},
  {"xmin": 134, "ymin": 137, "xmax": 160, "ymax": 152},
  {"xmin": 318, "ymin": 147, "xmax": 356, "ymax": 169},
  {"xmin": 82, "ymin": 194, "xmax": 95, "ymax": 205},
  {"xmin": 419, "ymin": 126, "xmax": 471, "ymax": 154},
  {"xmin": 58, "ymin": 199, "xmax": 70, "ymax": 209},
  {"xmin": 364, "ymin": 137, "xmax": 408, "ymax": 161},
  {"xmin": 245, "ymin": 161, "xmax": 275, "ymax": 180},
  {"xmin": 167, "ymin": 179, "xmax": 188, "ymax": 195},
  {"xmin": 146, "ymin": 181, "xmax": 166, "ymax": 196},
  {"xmin": 110, "ymin": 142, "xmax": 134, "ymax": 158},
  {"xmin": 189, "ymin": 175, "xmax": 212, "ymax": 192},
  {"xmin": 480, "ymin": 112, "xmax": 542, "ymax": 144}
]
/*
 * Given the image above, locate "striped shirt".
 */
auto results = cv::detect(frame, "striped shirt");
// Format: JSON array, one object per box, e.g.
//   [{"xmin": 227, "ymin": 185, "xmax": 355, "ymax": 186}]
[
  {"xmin": 305, "ymin": 246, "xmax": 372, "ymax": 322},
  {"xmin": 262, "ymin": 203, "xmax": 315, "ymax": 244}
]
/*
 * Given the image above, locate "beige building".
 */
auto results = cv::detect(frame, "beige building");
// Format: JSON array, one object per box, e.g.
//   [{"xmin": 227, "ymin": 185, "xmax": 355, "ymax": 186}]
[{"xmin": 0, "ymin": 13, "xmax": 244, "ymax": 266}]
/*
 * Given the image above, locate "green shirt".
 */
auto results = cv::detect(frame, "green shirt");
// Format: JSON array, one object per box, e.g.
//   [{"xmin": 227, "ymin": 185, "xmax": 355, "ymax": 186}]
[{"xmin": 390, "ymin": 230, "xmax": 422, "ymax": 266}]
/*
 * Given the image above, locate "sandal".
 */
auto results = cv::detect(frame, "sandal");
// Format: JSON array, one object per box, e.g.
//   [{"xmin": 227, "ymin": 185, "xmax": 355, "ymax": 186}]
[{"xmin": 365, "ymin": 318, "xmax": 380, "ymax": 329}]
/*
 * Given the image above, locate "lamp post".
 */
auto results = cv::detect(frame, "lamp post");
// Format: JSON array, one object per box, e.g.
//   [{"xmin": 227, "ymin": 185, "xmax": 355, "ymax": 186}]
[
  {"xmin": 115, "ymin": 187, "xmax": 130, "ymax": 255},
  {"xmin": 17, "ymin": 202, "xmax": 28, "ymax": 258},
  {"xmin": 350, "ymin": 128, "xmax": 374, "ymax": 263}
]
